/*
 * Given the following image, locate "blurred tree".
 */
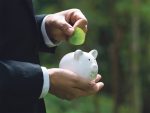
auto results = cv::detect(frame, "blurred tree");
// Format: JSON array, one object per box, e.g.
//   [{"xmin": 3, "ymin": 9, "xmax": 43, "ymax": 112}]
[
  {"xmin": 108, "ymin": 0, "xmax": 125, "ymax": 113},
  {"xmin": 129, "ymin": 0, "xmax": 142, "ymax": 113},
  {"xmin": 140, "ymin": 1, "xmax": 150, "ymax": 113}
]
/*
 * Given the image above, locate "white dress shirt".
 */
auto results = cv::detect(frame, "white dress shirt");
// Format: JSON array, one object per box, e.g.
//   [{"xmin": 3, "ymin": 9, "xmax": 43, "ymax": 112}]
[{"xmin": 39, "ymin": 15, "xmax": 58, "ymax": 98}]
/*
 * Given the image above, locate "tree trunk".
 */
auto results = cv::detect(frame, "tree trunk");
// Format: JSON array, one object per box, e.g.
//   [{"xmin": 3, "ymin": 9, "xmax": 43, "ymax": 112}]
[
  {"xmin": 109, "ymin": 1, "xmax": 124, "ymax": 113},
  {"xmin": 130, "ymin": 0, "xmax": 142, "ymax": 113},
  {"xmin": 109, "ymin": 26, "xmax": 124, "ymax": 113},
  {"xmin": 110, "ymin": 11, "xmax": 123, "ymax": 113}
]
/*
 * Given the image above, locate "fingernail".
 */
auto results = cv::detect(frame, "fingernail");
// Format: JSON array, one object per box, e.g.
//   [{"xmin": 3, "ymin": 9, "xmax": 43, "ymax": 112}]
[{"xmin": 101, "ymin": 82, "xmax": 104, "ymax": 87}]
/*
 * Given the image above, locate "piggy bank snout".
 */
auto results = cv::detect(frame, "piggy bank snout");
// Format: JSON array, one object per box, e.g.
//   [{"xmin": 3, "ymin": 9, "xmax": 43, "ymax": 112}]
[{"xmin": 91, "ymin": 64, "xmax": 98, "ymax": 71}]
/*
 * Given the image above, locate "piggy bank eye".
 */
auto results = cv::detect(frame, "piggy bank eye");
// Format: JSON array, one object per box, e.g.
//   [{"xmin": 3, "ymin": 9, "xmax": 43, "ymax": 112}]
[{"xmin": 88, "ymin": 59, "xmax": 90, "ymax": 61}]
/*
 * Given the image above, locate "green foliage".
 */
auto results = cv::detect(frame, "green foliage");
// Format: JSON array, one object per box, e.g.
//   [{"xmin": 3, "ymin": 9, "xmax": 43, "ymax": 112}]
[
  {"xmin": 44, "ymin": 94, "xmax": 114, "ymax": 113},
  {"xmin": 115, "ymin": 0, "xmax": 132, "ymax": 14},
  {"xmin": 140, "ymin": 2, "xmax": 150, "ymax": 23}
]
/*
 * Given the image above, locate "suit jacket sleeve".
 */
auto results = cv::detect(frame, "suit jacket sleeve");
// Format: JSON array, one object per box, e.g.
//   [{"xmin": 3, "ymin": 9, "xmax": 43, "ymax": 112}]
[
  {"xmin": 0, "ymin": 60, "xmax": 43, "ymax": 100},
  {"xmin": 35, "ymin": 15, "xmax": 56, "ymax": 53}
]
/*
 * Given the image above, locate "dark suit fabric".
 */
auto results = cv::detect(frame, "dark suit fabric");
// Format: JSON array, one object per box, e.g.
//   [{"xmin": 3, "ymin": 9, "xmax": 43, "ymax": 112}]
[{"xmin": 0, "ymin": 0, "xmax": 54, "ymax": 113}]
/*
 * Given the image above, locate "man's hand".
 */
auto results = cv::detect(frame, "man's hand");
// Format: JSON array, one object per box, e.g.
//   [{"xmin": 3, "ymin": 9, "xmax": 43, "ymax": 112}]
[
  {"xmin": 45, "ymin": 9, "xmax": 88, "ymax": 42},
  {"xmin": 48, "ymin": 68, "xmax": 104, "ymax": 100}
]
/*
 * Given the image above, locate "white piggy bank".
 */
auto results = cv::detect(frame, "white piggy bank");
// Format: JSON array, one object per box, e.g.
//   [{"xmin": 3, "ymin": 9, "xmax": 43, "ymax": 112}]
[{"xmin": 59, "ymin": 49, "xmax": 98, "ymax": 80}]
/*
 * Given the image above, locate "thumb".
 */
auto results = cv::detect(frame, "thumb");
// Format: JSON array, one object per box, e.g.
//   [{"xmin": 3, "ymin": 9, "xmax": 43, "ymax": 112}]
[
  {"xmin": 56, "ymin": 18, "xmax": 74, "ymax": 36},
  {"xmin": 73, "ymin": 19, "xmax": 88, "ymax": 33}
]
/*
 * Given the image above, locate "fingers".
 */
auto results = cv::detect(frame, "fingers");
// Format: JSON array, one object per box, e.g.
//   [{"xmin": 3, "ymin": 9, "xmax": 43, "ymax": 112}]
[
  {"xmin": 74, "ymin": 74, "xmax": 103, "ymax": 91},
  {"xmin": 69, "ymin": 9, "xmax": 87, "ymax": 24},
  {"xmin": 75, "ymin": 74, "xmax": 104, "ymax": 96},
  {"xmin": 56, "ymin": 21, "xmax": 74, "ymax": 36},
  {"xmin": 73, "ymin": 19, "xmax": 88, "ymax": 33},
  {"xmin": 51, "ymin": 18, "xmax": 74, "ymax": 37},
  {"xmin": 70, "ymin": 9, "xmax": 88, "ymax": 33},
  {"xmin": 48, "ymin": 68, "xmax": 104, "ymax": 100},
  {"xmin": 65, "ymin": 81, "xmax": 104, "ymax": 100},
  {"xmin": 74, "ymin": 76, "xmax": 92, "ymax": 90},
  {"xmin": 92, "ymin": 82, "xmax": 104, "ymax": 93},
  {"xmin": 45, "ymin": 9, "xmax": 88, "ymax": 41},
  {"xmin": 63, "ymin": 9, "xmax": 88, "ymax": 33},
  {"xmin": 89, "ymin": 74, "xmax": 104, "ymax": 93},
  {"xmin": 62, "ymin": 9, "xmax": 88, "ymax": 35},
  {"xmin": 65, "ymin": 88, "xmax": 87, "ymax": 100},
  {"xmin": 93, "ymin": 74, "xmax": 102, "ymax": 83}
]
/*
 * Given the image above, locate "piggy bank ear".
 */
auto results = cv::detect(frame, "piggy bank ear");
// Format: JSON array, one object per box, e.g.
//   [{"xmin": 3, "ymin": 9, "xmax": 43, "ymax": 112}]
[
  {"xmin": 74, "ymin": 50, "xmax": 83, "ymax": 60},
  {"xmin": 89, "ymin": 50, "xmax": 98, "ymax": 59}
]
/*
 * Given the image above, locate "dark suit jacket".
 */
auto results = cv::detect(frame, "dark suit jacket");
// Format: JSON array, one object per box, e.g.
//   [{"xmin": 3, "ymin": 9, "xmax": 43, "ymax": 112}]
[{"xmin": 0, "ymin": 0, "xmax": 55, "ymax": 113}]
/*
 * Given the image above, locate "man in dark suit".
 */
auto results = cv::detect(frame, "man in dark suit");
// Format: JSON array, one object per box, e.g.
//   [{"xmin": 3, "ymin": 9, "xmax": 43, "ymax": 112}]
[{"xmin": 0, "ymin": 0, "xmax": 104, "ymax": 113}]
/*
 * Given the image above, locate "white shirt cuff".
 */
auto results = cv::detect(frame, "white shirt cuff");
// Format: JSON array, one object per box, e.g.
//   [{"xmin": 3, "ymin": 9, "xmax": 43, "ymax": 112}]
[
  {"xmin": 39, "ymin": 67, "xmax": 50, "ymax": 99},
  {"xmin": 41, "ymin": 15, "xmax": 61, "ymax": 47}
]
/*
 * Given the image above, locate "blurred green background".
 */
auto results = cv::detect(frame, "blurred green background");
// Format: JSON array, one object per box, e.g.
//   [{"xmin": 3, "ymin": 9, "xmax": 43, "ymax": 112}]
[{"xmin": 33, "ymin": 0, "xmax": 150, "ymax": 113}]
